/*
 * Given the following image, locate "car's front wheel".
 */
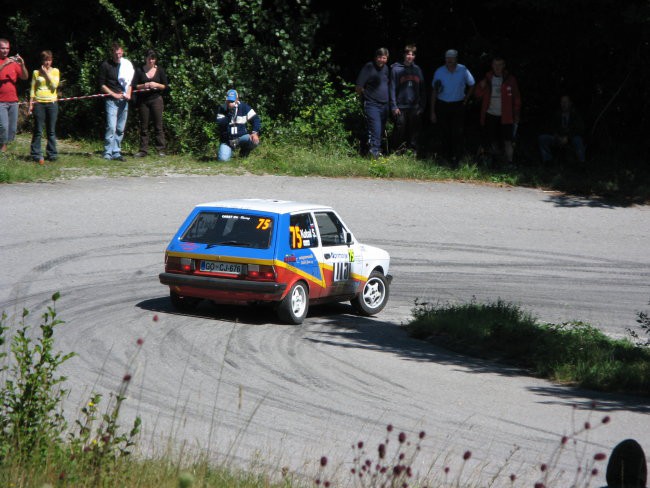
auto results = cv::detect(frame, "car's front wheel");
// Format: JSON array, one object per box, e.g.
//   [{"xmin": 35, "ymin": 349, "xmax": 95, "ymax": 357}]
[
  {"xmin": 277, "ymin": 281, "xmax": 309, "ymax": 324},
  {"xmin": 351, "ymin": 271, "xmax": 389, "ymax": 316},
  {"xmin": 170, "ymin": 291, "xmax": 201, "ymax": 312}
]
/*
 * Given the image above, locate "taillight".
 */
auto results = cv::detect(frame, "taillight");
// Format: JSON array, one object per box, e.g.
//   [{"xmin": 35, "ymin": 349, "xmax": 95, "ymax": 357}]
[
  {"xmin": 180, "ymin": 257, "xmax": 194, "ymax": 272},
  {"xmin": 166, "ymin": 255, "xmax": 195, "ymax": 273},
  {"xmin": 246, "ymin": 264, "xmax": 276, "ymax": 281}
]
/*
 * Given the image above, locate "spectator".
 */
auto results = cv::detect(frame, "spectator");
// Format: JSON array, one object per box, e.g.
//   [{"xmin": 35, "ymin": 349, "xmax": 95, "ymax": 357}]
[
  {"xmin": 474, "ymin": 56, "xmax": 521, "ymax": 167},
  {"xmin": 430, "ymin": 49, "xmax": 475, "ymax": 164},
  {"xmin": 99, "ymin": 41, "xmax": 134, "ymax": 161},
  {"xmin": 538, "ymin": 94, "xmax": 586, "ymax": 165},
  {"xmin": 29, "ymin": 50, "xmax": 60, "ymax": 164},
  {"xmin": 356, "ymin": 47, "xmax": 390, "ymax": 159},
  {"xmin": 389, "ymin": 44, "xmax": 426, "ymax": 155},
  {"xmin": 133, "ymin": 49, "xmax": 169, "ymax": 157},
  {"xmin": 216, "ymin": 89, "xmax": 261, "ymax": 161},
  {"xmin": 605, "ymin": 439, "xmax": 647, "ymax": 488},
  {"xmin": 0, "ymin": 38, "xmax": 28, "ymax": 153}
]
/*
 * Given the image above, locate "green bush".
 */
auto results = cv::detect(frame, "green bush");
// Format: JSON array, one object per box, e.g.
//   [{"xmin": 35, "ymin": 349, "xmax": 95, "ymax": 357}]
[
  {"xmin": 0, "ymin": 292, "xmax": 73, "ymax": 463},
  {"xmin": 269, "ymin": 80, "xmax": 362, "ymax": 149},
  {"xmin": 0, "ymin": 294, "xmax": 141, "ymax": 484}
]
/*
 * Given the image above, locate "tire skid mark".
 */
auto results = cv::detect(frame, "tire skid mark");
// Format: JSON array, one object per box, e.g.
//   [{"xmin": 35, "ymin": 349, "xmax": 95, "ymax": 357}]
[
  {"xmin": 7, "ymin": 236, "xmax": 162, "ymax": 307},
  {"xmin": 384, "ymin": 239, "xmax": 649, "ymax": 268},
  {"xmin": 228, "ymin": 320, "xmax": 406, "ymax": 411}
]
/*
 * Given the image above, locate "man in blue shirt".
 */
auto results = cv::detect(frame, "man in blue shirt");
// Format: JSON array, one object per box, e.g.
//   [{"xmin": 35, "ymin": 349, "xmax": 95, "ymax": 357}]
[
  {"xmin": 430, "ymin": 49, "xmax": 475, "ymax": 164},
  {"xmin": 356, "ymin": 48, "xmax": 390, "ymax": 158}
]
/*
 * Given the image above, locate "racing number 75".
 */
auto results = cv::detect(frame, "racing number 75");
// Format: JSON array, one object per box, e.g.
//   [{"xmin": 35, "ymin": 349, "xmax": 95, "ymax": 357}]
[
  {"xmin": 257, "ymin": 218, "xmax": 271, "ymax": 230},
  {"xmin": 290, "ymin": 225, "xmax": 303, "ymax": 249}
]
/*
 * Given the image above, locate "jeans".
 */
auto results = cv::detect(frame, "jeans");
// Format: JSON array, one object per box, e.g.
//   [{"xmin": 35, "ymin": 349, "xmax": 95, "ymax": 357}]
[
  {"xmin": 0, "ymin": 102, "xmax": 19, "ymax": 145},
  {"xmin": 538, "ymin": 134, "xmax": 586, "ymax": 163},
  {"xmin": 138, "ymin": 96, "xmax": 165, "ymax": 153},
  {"xmin": 364, "ymin": 100, "xmax": 388, "ymax": 156},
  {"xmin": 104, "ymin": 98, "xmax": 129, "ymax": 159},
  {"xmin": 218, "ymin": 134, "xmax": 258, "ymax": 161},
  {"xmin": 30, "ymin": 102, "xmax": 58, "ymax": 160}
]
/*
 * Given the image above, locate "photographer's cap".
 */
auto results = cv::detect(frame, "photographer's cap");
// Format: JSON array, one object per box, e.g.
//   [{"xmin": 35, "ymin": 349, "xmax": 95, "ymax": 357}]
[
  {"xmin": 226, "ymin": 89, "xmax": 238, "ymax": 101},
  {"xmin": 445, "ymin": 49, "xmax": 458, "ymax": 58}
]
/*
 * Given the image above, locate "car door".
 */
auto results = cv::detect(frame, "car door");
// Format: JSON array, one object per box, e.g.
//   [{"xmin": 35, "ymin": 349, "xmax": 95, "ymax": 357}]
[
  {"xmin": 312, "ymin": 210, "xmax": 362, "ymax": 298},
  {"xmin": 282, "ymin": 211, "xmax": 326, "ymax": 297}
]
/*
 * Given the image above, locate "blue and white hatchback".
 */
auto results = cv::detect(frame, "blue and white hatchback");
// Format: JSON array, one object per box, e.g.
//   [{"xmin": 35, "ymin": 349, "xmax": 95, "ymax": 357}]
[{"xmin": 159, "ymin": 199, "xmax": 392, "ymax": 324}]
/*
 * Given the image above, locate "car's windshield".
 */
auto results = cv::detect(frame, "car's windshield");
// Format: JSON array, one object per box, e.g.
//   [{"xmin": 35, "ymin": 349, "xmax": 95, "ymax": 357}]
[{"xmin": 181, "ymin": 211, "xmax": 273, "ymax": 249}]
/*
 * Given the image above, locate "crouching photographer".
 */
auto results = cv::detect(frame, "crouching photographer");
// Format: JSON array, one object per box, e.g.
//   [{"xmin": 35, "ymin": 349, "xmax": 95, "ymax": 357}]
[{"xmin": 215, "ymin": 89, "xmax": 261, "ymax": 161}]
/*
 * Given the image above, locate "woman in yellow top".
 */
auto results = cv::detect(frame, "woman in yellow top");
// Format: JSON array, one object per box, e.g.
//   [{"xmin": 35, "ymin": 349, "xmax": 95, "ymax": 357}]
[{"xmin": 29, "ymin": 50, "xmax": 59, "ymax": 164}]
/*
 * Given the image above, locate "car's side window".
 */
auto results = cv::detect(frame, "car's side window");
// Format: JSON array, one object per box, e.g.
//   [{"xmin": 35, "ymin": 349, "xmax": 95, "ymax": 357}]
[
  {"xmin": 314, "ymin": 212, "xmax": 346, "ymax": 247},
  {"xmin": 290, "ymin": 213, "xmax": 317, "ymax": 249}
]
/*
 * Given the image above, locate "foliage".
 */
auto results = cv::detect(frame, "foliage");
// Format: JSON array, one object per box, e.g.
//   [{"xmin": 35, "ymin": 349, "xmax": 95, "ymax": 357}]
[
  {"xmin": 3, "ymin": 0, "xmax": 650, "ymax": 180},
  {"xmin": 314, "ymin": 425, "xmax": 428, "ymax": 488},
  {"xmin": 21, "ymin": 0, "xmax": 333, "ymax": 153},
  {"xmin": 0, "ymin": 295, "xmax": 141, "ymax": 484},
  {"xmin": 0, "ymin": 292, "xmax": 73, "ymax": 463},
  {"xmin": 270, "ymin": 79, "xmax": 362, "ymax": 149},
  {"xmin": 627, "ymin": 299, "xmax": 650, "ymax": 347},
  {"xmin": 313, "ymin": 415, "xmax": 614, "ymax": 488},
  {"xmin": 407, "ymin": 298, "xmax": 650, "ymax": 395}
]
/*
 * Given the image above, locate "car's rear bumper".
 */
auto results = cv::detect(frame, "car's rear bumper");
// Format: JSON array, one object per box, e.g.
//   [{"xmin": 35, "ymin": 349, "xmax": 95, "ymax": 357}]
[{"xmin": 159, "ymin": 272, "xmax": 287, "ymax": 296}]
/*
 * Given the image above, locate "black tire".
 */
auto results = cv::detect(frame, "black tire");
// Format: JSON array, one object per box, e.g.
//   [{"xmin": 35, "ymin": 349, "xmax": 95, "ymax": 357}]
[
  {"xmin": 351, "ymin": 271, "xmax": 389, "ymax": 316},
  {"xmin": 170, "ymin": 291, "xmax": 201, "ymax": 312},
  {"xmin": 277, "ymin": 281, "xmax": 309, "ymax": 324}
]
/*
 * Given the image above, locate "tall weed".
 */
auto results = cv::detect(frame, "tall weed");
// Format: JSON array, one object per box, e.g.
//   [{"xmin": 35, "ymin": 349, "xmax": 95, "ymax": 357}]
[{"xmin": 0, "ymin": 292, "xmax": 73, "ymax": 463}]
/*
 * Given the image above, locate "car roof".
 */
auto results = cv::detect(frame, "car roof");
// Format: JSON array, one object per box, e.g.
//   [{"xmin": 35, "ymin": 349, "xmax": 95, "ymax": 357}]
[{"xmin": 195, "ymin": 198, "xmax": 334, "ymax": 214}]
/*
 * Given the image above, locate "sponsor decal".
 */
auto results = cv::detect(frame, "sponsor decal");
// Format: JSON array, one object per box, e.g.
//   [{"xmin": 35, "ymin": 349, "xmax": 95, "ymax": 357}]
[
  {"xmin": 298, "ymin": 255, "xmax": 315, "ymax": 265},
  {"xmin": 329, "ymin": 252, "xmax": 349, "ymax": 260}
]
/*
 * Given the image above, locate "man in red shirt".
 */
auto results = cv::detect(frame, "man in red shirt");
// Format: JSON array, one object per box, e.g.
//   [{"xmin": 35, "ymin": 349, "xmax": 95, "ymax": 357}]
[
  {"xmin": 475, "ymin": 56, "xmax": 521, "ymax": 167},
  {"xmin": 0, "ymin": 38, "xmax": 28, "ymax": 152}
]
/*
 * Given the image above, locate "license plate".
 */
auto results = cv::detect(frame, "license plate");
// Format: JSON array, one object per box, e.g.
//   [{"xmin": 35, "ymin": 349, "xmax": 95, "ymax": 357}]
[{"xmin": 200, "ymin": 260, "xmax": 243, "ymax": 275}]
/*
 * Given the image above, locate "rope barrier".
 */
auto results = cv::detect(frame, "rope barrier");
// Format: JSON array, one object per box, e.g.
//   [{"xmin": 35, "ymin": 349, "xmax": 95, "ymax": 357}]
[
  {"xmin": 58, "ymin": 87, "xmax": 155, "ymax": 103},
  {"xmin": 19, "ymin": 88, "xmax": 156, "ymax": 106}
]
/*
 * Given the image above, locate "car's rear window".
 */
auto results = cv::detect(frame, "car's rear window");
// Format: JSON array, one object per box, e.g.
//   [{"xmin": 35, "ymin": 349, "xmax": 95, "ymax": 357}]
[{"xmin": 181, "ymin": 211, "xmax": 273, "ymax": 249}]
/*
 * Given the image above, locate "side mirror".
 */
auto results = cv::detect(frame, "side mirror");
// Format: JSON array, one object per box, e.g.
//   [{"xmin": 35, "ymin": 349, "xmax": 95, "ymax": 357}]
[{"xmin": 345, "ymin": 232, "xmax": 353, "ymax": 244}]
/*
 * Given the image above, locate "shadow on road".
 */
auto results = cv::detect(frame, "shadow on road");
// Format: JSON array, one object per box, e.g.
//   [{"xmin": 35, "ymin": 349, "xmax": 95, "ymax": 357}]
[
  {"xmin": 543, "ymin": 194, "xmax": 637, "ymax": 209},
  {"xmin": 306, "ymin": 307, "xmax": 650, "ymax": 411},
  {"xmin": 136, "ymin": 296, "xmax": 388, "ymax": 326},
  {"xmin": 526, "ymin": 385, "xmax": 649, "ymax": 413},
  {"xmin": 137, "ymin": 296, "xmax": 648, "ymax": 411}
]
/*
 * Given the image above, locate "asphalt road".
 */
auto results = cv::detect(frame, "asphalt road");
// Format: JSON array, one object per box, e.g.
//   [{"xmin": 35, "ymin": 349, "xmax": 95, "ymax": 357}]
[{"xmin": 1, "ymin": 175, "xmax": 648, "ymax": 485}]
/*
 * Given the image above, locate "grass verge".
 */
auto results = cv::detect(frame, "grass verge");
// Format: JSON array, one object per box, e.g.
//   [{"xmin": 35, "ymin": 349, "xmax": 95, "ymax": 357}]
[
  {"xmin": 5, "ymin": 134, "xmax": 648, "ymax": 205},
  {"xmin": 0, "ymin": 134, "xmax": 516, "ymax": 184},
  {"xmin": 406, "ymin": 298, "xmax": 650, "ymax": 395}
]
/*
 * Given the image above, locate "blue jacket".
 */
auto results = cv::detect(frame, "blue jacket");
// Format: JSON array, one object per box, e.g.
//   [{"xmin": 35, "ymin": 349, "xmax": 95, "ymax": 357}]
[
  {"xmin": 216, "ymin": 101, "xmax": 262, "ymax": 143},
  {"xmin": 356, "ymin": 61, "xmax": 389, "ymax": 104},
  {"xmin": 389, "ymin": 62, "xmax": 426, "ymax": 112}
]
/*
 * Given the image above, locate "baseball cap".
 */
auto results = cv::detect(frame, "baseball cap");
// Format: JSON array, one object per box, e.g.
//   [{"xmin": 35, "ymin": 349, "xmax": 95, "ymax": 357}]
[
  {"xmin": 226, "ymin": 89, "xmax": 238, "ymax": 101},
  {"xmin": 445, "ymin": 49, "xmax": 458, "ymax": 58}
]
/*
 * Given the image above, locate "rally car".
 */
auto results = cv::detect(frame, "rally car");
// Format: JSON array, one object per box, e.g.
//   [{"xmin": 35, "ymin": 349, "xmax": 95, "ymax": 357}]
[{"xmin": 159, "ymin": 199, "xmax": 392, "ymax": 324}]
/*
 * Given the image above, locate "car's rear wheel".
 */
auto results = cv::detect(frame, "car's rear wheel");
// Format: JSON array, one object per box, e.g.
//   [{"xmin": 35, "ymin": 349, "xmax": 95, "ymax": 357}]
[
  {"xmin": 351, "ymin": 271, "xmax": 389, "ymax": 316},
  {"xmin": 277, "ymin": 281, "xmax": 309, "ymax": 324},
  {"xmin": 170, "ymin": 291, "xmax": 201, "ymax": 312}
]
